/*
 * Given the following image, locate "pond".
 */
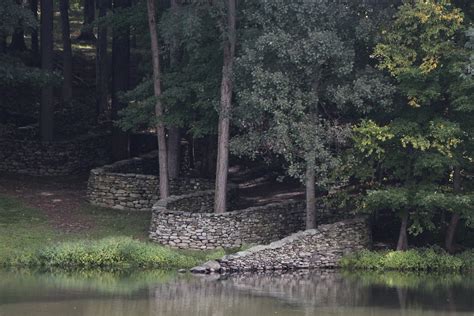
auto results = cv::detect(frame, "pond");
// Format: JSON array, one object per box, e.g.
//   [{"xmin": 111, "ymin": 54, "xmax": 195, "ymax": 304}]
[{"xmin": 0, "ymin": 269, "xmax": 473, "ymax": 316}]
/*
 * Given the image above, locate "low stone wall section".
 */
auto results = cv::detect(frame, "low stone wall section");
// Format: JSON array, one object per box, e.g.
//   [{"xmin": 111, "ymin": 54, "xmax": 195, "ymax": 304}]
[
  {"xmin": 149, "ymin": 191, "xmax": 356, "ymax": 250},
  {"xmin": 0, "ymin": 134, "xmax": 111, "ymax": 176},
  {"xmin": 209, "ymin": 217, "xmax": 370, "ymax": 272},
  {"xmin": 87, "ymin": 152, "xmax": 214, "ymax": 211}
]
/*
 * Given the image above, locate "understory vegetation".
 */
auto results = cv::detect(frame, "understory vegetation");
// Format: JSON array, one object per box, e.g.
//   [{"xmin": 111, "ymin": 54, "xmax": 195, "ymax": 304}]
[
  {"xmin": 341, "ymin": 249, "xmax": 474, "ymax": 272},
  {"xmin": 0, "ymin": 195, "xmax": 223, "ymax": 269}
]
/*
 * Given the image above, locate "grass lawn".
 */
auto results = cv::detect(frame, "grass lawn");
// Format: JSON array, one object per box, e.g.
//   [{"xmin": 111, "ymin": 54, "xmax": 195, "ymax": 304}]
[{"xmin": 0, "ymin": 195, "xmax": 222, "ymax": 269}]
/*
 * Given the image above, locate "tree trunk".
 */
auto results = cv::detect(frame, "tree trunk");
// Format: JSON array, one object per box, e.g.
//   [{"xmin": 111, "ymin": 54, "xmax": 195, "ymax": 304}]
[
  {"xmin": 40, "ymin": 0, "xmax": 54, "ymax": 142},
  {"xmin": 77, "ymin": 0, "xmax": 96, "ymax": 41},
  {"xmin": 0, "ymin": 36, "xmax": 6, "ymax": 53},
  {"xmin": 396, "ymin": 211, "xmax": 409, "ymax": 251},
  {"xmin": 214, "ymin": 0, "xmax": 236, "ymax": 214},
  {"xmin": 10, "ymin": 29, "xmax": 27, "ymax": 51},
  {"xmin": 305, "ymin": 166, "xmax": 316, "ymax": 229},
  {"xmin": 166, "ymin": 0, "xmax": 181, "ymax": 180},
  {"xmin": 167, "ymin": 127, "xmax": 180, "ymax": 179},
  {"xmin": 10, "ymin": 0, "xmax": 27, "ymax": 51},
  {"xmin": 111, "ymin": 0, "xmax": 131, "ymax": 160},
  {"xmin": 30, "ymin": 0, "xmax": 39, "ymax": 58},
  {"xmin": 445, "ymin": 166, "xmax": 462, "ymax": 253},
  {"xmin": 146, "ymin": 0, "xmax": 169, "ymax": 199},
  {"xmin": 96, "ymin": 0, "xmax": 108, "ymax": 116},
  {"xmin": 59, "ymin": 0, "xmax": 73, "ymax": 105}
]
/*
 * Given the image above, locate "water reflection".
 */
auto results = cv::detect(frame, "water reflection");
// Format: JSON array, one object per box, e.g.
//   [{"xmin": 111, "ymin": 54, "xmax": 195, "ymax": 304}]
[{"xmin": 0, "ymin": 269, "xmax": 473, "ymax": 316}]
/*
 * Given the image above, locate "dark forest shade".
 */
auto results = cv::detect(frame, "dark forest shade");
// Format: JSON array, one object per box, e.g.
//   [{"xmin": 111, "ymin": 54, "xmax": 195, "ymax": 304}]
[{"xmin": 40, "ymin": 0, "xmax": 54, "ymax": 142}]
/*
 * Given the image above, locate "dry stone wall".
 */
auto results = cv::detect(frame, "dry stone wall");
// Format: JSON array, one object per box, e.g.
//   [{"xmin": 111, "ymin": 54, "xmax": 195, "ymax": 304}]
[
  {"xmin": 87, "ymin": 152, "xmax": 214, "ymax": 211},
  {"xmin": 215, "ymin": 217, "xmax": 371, "ymax": 271},
  {"xmin": 0, "ymin": 134, "xmax": 111, "ymax": 176},
  {"xmin": 149, "ymin": 191, "xmax": 357, "ymax": 250}
]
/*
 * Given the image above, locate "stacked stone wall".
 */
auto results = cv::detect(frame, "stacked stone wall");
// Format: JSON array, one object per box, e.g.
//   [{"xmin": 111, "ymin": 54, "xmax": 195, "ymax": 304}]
[
  {"xmin": 0, "ymin": 134, "xmax": 111, "ymax": 176},
  {"xmin": 87, "ymin": 152, "xmax": 214, "ymax": 211},
  {"xmin": 216, "ymin": 217, "xmax": 371, "ymax": 271},
  {"xmin": 149, "ymin": 191, "xmax": 357, "ymax": 250}
]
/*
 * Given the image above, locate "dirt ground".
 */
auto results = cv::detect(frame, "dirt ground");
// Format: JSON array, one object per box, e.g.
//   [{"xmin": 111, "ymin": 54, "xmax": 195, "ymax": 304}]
[
  {"xmin": 0, "ymin": 169, "xmax": 304, "ymax": 233},
  {"xmin": 0, "ymin": 173, "xmax": 95, "ymax": 232}
]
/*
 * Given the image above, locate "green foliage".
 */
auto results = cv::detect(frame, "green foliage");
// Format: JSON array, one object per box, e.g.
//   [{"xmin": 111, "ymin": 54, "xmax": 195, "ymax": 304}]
[
  {"xmin": 341, "ymin": 248, "xmax": 474, "ymax": 271},
  {"xmin": 118, "ymin": 2, "xmax": 222, "ymax": 137},
  {"xmin": 232, "ymin": 0, "xmax": 393, "ymax": 187},
  {"xmin": 12, "ymin": 237, "xmax": 199, "ymax": 269},
  {"xmin": 0, "ymin": 0, "xmax": 37, "ymax": 36},
  {"xmin": 0, "ymin": 195, "xmax": 226, "ymax": 270}
]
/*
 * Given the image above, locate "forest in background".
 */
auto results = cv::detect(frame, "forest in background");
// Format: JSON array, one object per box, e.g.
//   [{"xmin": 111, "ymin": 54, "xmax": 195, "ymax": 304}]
[{"xmin": 1, "ymin": 0, "xmax": 473, "ymax": 254}]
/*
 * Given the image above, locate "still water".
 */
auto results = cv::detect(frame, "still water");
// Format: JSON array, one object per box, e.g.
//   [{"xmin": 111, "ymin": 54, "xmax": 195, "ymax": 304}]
[{"xmin": 0, "ymin": 269, "xmax": 473, "ymax": 316}]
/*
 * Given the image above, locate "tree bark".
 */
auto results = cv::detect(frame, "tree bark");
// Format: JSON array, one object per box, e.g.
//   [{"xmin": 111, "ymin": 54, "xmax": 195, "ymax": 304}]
[
  {"xmin": 30, "ymin": 0, "xmax": 39, "ymax": 48},
  {"xmin": 40, "ymin": 0, "xmax": 54, "ymax": 142},
  {"xmin": 111, "ymin": 0, "xmax": 131, "ymax": 160},
  {"xmin": 214, "ymin": 0, "xmax": 236, "ymax": 214},
  {"xmin": 77, "ymin": 0, "xmax": 96, "ymax": 41},
  {"xmin": 305, "ymin": 166, "xmax": 316, "ymax": 229},
  {"xmin": 396, "ymin": 211, "xmax": 409, "ymax": 251},
  {"xmin": 96, "ymin": 0, "xmax": 108, "ymax": 116},
  {"xmin": 445, "ymin": 166, "xmax": 462, "ymax": 253},
  {"xmin": 147, "ymin": 0, "xmax": 169, "ymax": 199},
  {"xmin": 10, "ymin": 0, "xmax": 27, "ymax": 51},
  {"xmin": 166, "ymin": 0, "xmax": 181, "ymax": 180},
  {"xmin": 30, "ymin": 0, "xmax": 39, "ymax": 58},
  {"xmin": 59, "ymin": 0, "xmax": 73, "ymax": 105},
  {"xmin": 167, "ymin": 127, "xmax": 180, "ymax": 179},
  {"xmin": 10, "ymin": 29, "xmax": 27, "ymax": 51}
]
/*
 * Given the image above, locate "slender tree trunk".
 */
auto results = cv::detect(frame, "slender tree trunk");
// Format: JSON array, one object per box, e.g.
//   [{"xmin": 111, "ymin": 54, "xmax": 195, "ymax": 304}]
[
  {"xmin": 30, "ymin": 0, "xmax": 39, "ymax": 56},
  {"xmin": 10, "ymin": 29, "xmax": 27, "ymax": 51},
  {"xmin": 10, "ymin": 0, "xmax": 27, "ymax": 51},
  {"xmin": 167, "ymin": 127, "xmax": 180, "ymax": 179},
  {"xmin": 397, "ymin": 211, "xmax": 409, "ymax": 251},
  {"xmin": 214, "ymin": 0, "xmax": 236, "ymax": 214},
  {"xmin": 59, "ymin": 0, "xmax": 73, "ymax": 104},
  {"xmin": 40, "ymin": 0, "xmax": 54, "ymax": 142},
  {"xmin": 111, "ymin": 0, "xmax": 131, "ymax": 160},
  {"xmin": 0, "ymin": 36, "xmax": 6, "ymax": 53},
  {"xmin": 305, "ymin": 166, "xmax": 316, "ymax": 229},
  {"xmin": 445, "ymin": 166, "xmax": 462, "ymax": 253},
  {"xmin": 166, "ymin": 0, "xmax": 181, "ymax": 179},
  {"xmin": 77, "ymin": 0, "xmax": 96, "ymax": 41},
  {"xmin": 96, "ymin": 0, "xmax": 108, "ymax": 116},
  {"xmin": 146, "ymin": 0, "xmax": 169, "ymax": 199}
]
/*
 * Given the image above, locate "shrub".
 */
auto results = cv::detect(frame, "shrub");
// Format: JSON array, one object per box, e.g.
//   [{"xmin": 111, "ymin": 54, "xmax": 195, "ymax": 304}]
[
  {"xmin": 341, "ymin": 248, "xmax": 473, "ymax": 271},
  {"xmin": 3, "ymin": 237, "xmax": 218, "ymax": 269}
]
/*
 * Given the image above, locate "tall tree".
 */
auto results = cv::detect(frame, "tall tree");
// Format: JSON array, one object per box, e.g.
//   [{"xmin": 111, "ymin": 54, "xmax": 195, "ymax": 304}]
[
  {"xmin": 29, "ymin": 0, "xmax": 39, "ymax": 57},
  {"xmin": 10, "ymin": 0, "xmax": 27, "ymax": 51},
  {"xmin": 146, "ymin": 0, "xmax": 169, "ymax": 198},
  {"xmin": 111, "ymin": 0, "xmax": 131, "ymax": 160},
  {"xmin": 214, "ymin": 0, "xmax": 236, "ymax": 213},
  {"xmin": 232, "ymin": 1, "xmax": 393, "ymax": 228},
  {"xmin": 356, "ymin": 0, "xmax": 474, "ymax": 250},
  {"xmin": 77, "ymin": 0, "xmax": 96, "ymax": 41},
  {"xmin": 40, "ymin": 0, "xmax": 54, "ymax": 141},
  {"xmin": 96, "ymin": 0, "xmax": 108, "ymax": 115},
  {"xmin": 59, "ymin": 0, "xmax": 73, "ymax": 104},
  {"xmin": 167, "ymin": 0, "xmax": 181, "ymax": 180}
]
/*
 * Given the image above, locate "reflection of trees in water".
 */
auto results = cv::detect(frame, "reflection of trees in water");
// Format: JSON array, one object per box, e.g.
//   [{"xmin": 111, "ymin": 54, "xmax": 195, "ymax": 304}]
[
  {"xmin": 148, "ymin": 270, "xmax": 474, "ymax": 315},
  {"xmin": 1, "ymin": 269, "xmax": 474, "ymax": 316},
  {"xmin": 148, "ymin": 271, "xmax": 371, "ymax": 315}
]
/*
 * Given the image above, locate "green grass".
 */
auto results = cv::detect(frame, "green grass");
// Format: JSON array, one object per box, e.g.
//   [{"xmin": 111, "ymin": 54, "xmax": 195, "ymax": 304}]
[
  {"xmin": 341, "ymin": 248, "xmax": 474, "ymax": 272},
  {"xmin": 0, "ymin": 195, "xmax": 222, "ymax": 269}
]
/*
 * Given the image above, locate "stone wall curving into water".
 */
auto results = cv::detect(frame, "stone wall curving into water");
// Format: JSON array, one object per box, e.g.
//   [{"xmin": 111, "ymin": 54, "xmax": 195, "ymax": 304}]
[
  {"xmin": 87, "ymin": 151, "xmax": 214, "ymax": 211},
  {"xmin": 0, "ymin": 134, "xmax": 111, "ymax": 176},
  {"xmin": 215, "ymin": 217, "xmax": 371, "ymax": 271}
]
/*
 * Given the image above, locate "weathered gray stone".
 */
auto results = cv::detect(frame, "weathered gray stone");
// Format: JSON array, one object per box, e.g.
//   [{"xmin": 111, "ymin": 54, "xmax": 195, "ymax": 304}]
[{"xmin": 0, "ymin": 134, "xmax": 111, "ymax": 176}]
